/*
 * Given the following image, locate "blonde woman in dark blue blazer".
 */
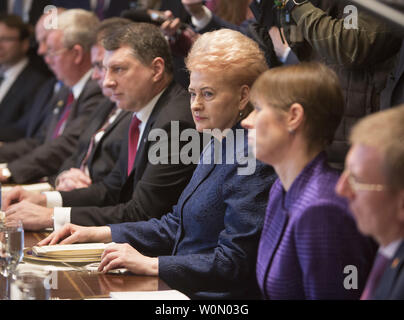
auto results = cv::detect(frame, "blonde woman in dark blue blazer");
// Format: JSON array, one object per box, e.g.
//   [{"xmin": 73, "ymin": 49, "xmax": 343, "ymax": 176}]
[{"xmin": 38, "ymin": 29, "xmax": 277, "ymax": 299}]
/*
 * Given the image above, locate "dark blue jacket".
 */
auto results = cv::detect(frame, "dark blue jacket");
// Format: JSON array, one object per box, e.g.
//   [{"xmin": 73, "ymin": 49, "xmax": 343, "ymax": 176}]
[{"xmin": 110, "ymin": 125, "xmax": 276, "ymax": 299}]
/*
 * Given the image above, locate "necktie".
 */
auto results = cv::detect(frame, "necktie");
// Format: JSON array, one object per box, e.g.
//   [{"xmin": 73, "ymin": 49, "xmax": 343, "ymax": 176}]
[
  {"xmin": 12, "ymin": 0, "xmax": 24, "ymax": 17},
  {"xmin": 80, "ymin": 106, "xmax": 120, "ymax": 173},
  {"xmin": 95, "ymin": 0, "xmax": 105, "ymax": 20},
  {"xmin": 52, "ymin": 91, "xmax": 74, "ymax": 139},
  {"xmin": 127, "ymin": 115, "xmax": 141, "ymax": 176},
  {"xmin": 360, "ymin": 253, "xmax": 391, "ymax": 300}
]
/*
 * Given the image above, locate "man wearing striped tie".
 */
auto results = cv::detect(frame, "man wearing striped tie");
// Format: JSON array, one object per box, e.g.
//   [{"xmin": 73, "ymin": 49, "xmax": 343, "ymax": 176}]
[{"xmin": 336, "ymin": 105, "xmax": 404, "ymax": 300}]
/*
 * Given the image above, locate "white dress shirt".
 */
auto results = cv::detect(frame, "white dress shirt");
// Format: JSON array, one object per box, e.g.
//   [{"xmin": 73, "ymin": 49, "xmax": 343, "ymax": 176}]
[
  {"xmin": 0, "ymin": 68, "xmax": 93, "ymax": 179},
  {"xmin": 45, "ymin": 89, "xmax": 165, "ymax": 230},
  {"xmin": 379, "ymin": 239, "xmax": 403, "ymax": 259}
]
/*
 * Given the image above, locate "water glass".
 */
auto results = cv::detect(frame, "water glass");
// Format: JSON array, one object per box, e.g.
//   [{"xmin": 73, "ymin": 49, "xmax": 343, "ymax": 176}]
[
  {"xmin": 11, "ymin": 271, "xmax": 51, "ymax": 300},
  {"xmin": 0, "ymin": 221, "xmax": 24, "ymax": 278}
]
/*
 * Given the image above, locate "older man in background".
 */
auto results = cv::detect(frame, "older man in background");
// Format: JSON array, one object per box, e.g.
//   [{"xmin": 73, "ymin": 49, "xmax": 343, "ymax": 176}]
[
  {"xmin": 0, "ymin": 9, "xmax": 106, "ymax": 184},
  {"xmin": 336, "ymin": 104, "xmax": 404, "ymax": 300},
  {"xmin": 4, "ymin": 22, "xmax": 197, "ymax": 231}
]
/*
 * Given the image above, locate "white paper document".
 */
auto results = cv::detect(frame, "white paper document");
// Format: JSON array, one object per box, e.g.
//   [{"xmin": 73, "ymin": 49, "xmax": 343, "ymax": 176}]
[{"xmin": 32, "ymin": 243, "xmax": 112, "ymax": 258}]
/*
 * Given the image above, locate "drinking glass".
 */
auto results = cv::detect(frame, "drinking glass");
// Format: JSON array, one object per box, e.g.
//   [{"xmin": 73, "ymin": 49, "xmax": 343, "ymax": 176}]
[
  {"xmin": 0, "ymin": 220, "xmax": 24, "ymax": 278},
  {"xmin": 11, "ymin": 271, "xmax": 51, "ymax": 300}
]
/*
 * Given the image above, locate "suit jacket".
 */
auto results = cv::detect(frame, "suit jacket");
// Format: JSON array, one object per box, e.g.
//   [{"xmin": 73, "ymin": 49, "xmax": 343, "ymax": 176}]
[
  {"xmin": 60, "ymin": 81, "xmax": 198, "ymax": 226},
  {"xmin": 0, "ymin": 80, "xmax": 68, "ymax": 163},
  {"xmin": 109, "ymin": 125, "xmax": 276, "ymax": 299},
  {"xmin": 55, "ymin": 100, "xmax": 131, "ymax": 184},
  {"xmin": 8, "ymin": 78, "xmax": 106, "ymax": 183},
  {"xmin": 256, "ymin": 152, "xmax": 377, "ymax": 300},
  {"xmin": 0, "ymin": 77, "xmax": 57, "ymax": 143},
  {"xmin": 380, "ymin": 39, "xmax": 404, "ymax": 110},
  {"xmin": 51, "ymin": 0, "xmax": 131, "ymax": 18},
  {"xmin": 0, "ymin": 62, "xmax": 48, "ymax": 140},
  {"xmin": 373, "ymin": 241, "xmax": 404, "ymax": 300}
]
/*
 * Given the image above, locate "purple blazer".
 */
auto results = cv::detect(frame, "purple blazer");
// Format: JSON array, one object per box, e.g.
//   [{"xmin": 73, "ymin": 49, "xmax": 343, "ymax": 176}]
[{"xmin": 256, "ymin": 152, "xmax": 377, "ymax": 300}]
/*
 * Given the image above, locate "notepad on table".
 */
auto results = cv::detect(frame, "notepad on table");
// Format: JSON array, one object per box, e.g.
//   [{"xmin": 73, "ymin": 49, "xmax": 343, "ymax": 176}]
[
  {"xmin": 1, "ymin": 182, "xmax": 53, "ymax": 193},
  {"xmin": 32, "ymin": 243, "xmax": 111, "ymax": 259}
]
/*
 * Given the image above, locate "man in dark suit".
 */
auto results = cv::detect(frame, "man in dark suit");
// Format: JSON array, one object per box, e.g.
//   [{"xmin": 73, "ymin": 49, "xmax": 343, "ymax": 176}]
[
  {"xmin": 0, "ymin": 9, "xmax": 106, "ymax": 184},
  {"xmin": 0, "ymin": 14, "xmax": 49, "ymax": 141},
  {"xmin": 336, "ymin": 105, "xmax": 404, "ymax": 300},
  {"xmin": 53, "ymin": 19, "xmax": 133, "ymax": 191},
  {"xmin": 4, "ymin": 22, "xmax": 197, "ymax": 232},
  {"xmin": 0, "ymin": 9, "xmax": 65, "ymax": 146}
]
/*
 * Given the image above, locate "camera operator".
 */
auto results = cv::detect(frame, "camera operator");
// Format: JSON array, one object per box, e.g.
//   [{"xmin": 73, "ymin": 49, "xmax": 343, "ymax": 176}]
[{"xmin": 256, "ymin": 0, "xmax": 402, "ymax": 168}]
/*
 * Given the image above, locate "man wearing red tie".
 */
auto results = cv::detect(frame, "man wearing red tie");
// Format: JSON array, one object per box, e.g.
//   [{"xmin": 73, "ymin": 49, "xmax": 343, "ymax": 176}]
[
  {"xmin": 4, "ymin": 22, "xmax": 197, "ymax": 232},
  {"xmin": 336, "ymin": 105, "xmax": 404, "ymax": 300},
  {"xmin": 0, "ymin": 9, "xmax": 106, "ymax": 184}
]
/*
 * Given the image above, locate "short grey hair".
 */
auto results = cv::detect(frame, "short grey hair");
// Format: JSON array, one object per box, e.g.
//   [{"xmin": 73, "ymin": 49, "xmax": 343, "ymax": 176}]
[{"xmin": 57, "ymin": 9, "xmax": 100, "ymax": 52}]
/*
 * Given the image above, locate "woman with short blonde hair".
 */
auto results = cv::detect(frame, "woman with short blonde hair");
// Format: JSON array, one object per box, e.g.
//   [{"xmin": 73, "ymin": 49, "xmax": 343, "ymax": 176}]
[{"xmin": 243, "ymin": 62, "xmax": 376, "ymax": 300}]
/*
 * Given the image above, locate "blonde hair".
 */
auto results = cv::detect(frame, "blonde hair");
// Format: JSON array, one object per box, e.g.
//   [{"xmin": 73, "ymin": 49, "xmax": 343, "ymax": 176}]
[
  {"xmin": 186, "ymin": 28, "xmax": 268, "ymax": 89},
  {"xmin": 350, "ymin": 104, "xmax": 404, "ymax": 190}
]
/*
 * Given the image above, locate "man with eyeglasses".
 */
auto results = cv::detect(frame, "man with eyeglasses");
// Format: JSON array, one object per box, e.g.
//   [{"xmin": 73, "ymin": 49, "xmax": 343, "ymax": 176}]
[
  {"xmin": 0, "ymin": 9, "xmax": 106, "ymax": 184},
  {"xmin": 0, "ymin": 14, "xmax": 48, "ymax": 141},
  {"xmin": 336, "ymin": 104, "xmax": 404, "ymax": 300}
]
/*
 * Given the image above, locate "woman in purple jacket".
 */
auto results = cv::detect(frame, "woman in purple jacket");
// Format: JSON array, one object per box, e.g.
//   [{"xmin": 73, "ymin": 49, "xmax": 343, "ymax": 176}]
[{"xmin": 242, "ymin": 62, "xmax": 377, "ymax": 300}]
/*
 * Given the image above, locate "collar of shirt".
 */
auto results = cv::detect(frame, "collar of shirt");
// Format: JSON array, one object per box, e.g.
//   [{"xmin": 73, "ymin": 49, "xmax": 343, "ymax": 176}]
[
  {"xmin": 70, "ymin": 69, "xmax": 93, "ymax": 100},
  {"xmin": 379, "ymin": 239, "xmax": 403, "ymax": 259},
  {"xmin": 133, "ymin": 88, "xmax": 166, "ymax": 147},
  {"xmin": 3, "ymin": 56, "xmax": 29, "ymax": 79}
]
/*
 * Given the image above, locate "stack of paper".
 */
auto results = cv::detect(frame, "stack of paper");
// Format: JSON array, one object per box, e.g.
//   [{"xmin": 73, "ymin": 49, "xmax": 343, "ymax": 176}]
[
  {"xmin": 1, "ymin": 182, "xmax": 53, "ymax": 193},
  {"xmin": 32, "ymin": 243, "xmax": 111, "ymax": 260}
]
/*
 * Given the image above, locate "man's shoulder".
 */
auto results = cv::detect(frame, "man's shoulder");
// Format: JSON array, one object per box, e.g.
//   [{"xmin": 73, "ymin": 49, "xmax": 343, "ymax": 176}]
[{"xmin": 154, "ymin": 82, "xmax": 193, "ymax": 126}]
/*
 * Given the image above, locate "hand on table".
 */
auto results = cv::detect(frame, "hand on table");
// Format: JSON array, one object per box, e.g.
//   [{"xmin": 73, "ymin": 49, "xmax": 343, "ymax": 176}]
[
  {"xmin": 5, "ymin": 200, "xmax": 53, "ymax": 231},
  {"xmin": 98, "ymin": 243, "xmax": 159, "ymax": 276},
  {"xmin": 37, "ymin": 223, "xmax": 112, "ymax": 246},
  {"xmin": 2, "ymin": 186, "xmax": 46, "ymax": 210},
  {"xmin": 56, "ymin": 168, "xmax": 92, "ymax": 192}
]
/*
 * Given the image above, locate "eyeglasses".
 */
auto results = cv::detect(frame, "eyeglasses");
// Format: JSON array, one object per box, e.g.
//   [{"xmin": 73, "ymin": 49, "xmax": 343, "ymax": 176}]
[
  {"xmin": 45, "ymin": 47, "xmax": 69, "ymax": 58},
  {"xmin": 344, "ymin": 171, "xmax": 385, "ymax": 192}
]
